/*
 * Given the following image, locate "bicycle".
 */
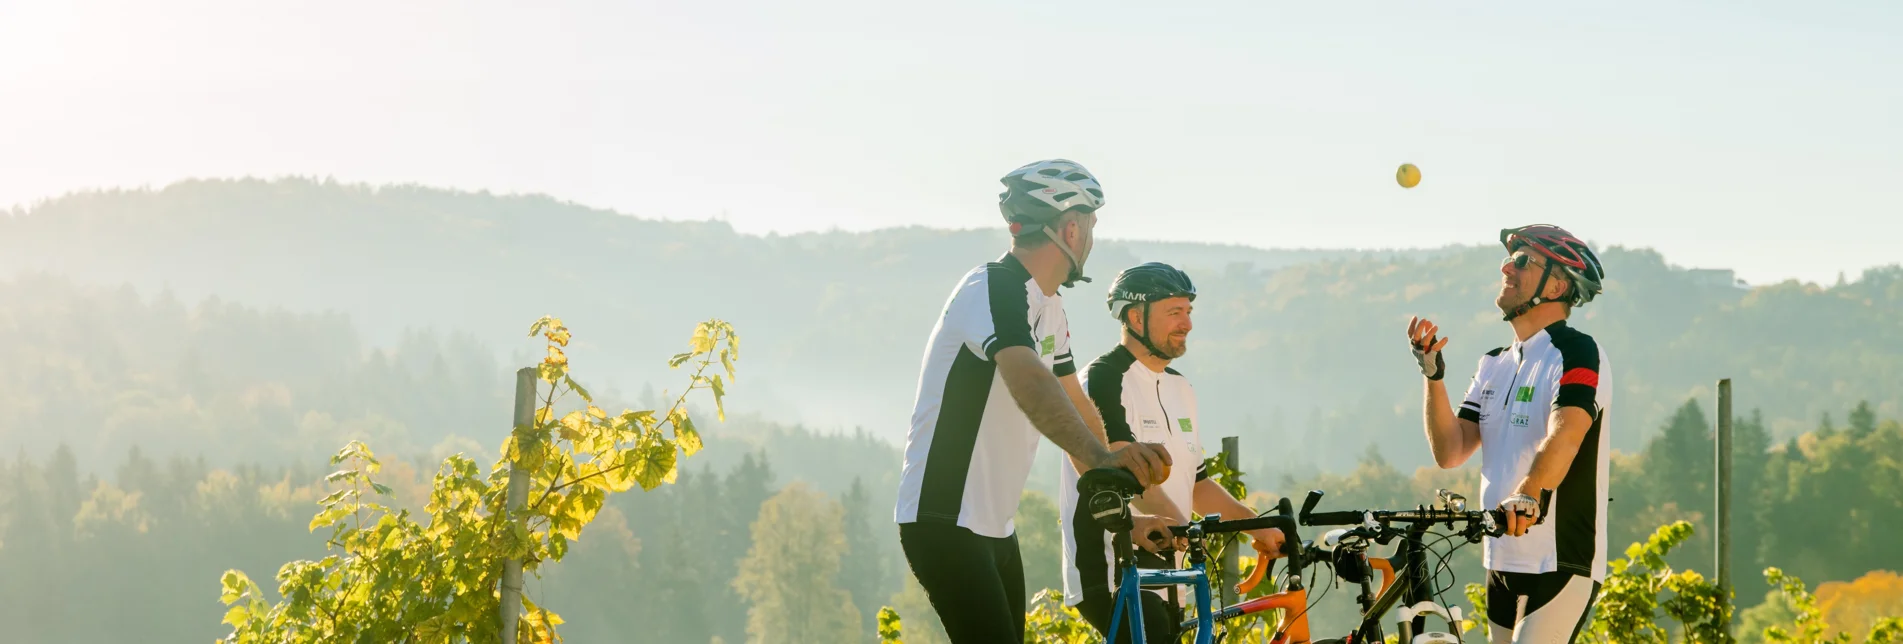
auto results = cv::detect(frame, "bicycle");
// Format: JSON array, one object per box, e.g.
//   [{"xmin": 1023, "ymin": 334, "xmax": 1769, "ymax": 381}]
[{"xmin": 1078, "ymin": 468, "xmax": 1550, "ymax": 644}]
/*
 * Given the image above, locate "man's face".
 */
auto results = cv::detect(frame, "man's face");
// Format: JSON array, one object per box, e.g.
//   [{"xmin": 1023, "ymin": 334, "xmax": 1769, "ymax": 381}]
[
  {"xmin": 1065, "ymin": 210, "xmax": 1097, "ymax": 266},
  {"xmin": 1496, "ymin": 247, "xmax": 1565, "ymax": 313},
  {"xmin": 1134, "ymin": 296, "xmax": 1194, "ymax": 359}
]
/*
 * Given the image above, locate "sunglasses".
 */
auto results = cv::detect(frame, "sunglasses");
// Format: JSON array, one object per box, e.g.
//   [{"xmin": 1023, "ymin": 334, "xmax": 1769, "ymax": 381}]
[{"xmin": 1503, "ymin": 252, "xmax": 1548, "ymax": 271}]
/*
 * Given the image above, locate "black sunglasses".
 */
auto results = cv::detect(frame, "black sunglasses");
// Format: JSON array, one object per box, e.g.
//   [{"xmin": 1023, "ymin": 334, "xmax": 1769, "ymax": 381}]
[{"xmin": 1503, "ymin": 253, "xmax": 1547, "ymax": 270}]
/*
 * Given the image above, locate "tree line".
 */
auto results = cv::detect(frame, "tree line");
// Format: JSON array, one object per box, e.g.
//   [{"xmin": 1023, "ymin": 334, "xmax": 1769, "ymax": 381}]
[{"xmin": 2, "ymin": 397, "xmax": 1897, "ymax": 642}]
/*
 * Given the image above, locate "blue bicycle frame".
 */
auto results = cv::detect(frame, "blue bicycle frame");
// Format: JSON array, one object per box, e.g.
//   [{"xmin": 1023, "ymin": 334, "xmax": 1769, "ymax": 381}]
[
  {"xmin": 1103, "ymin": 500, "xmax": 1303, "ymax": 644},
  {"xmin": 1106, "ymin": 553, "xmax": 1216, "ymax": 644}
]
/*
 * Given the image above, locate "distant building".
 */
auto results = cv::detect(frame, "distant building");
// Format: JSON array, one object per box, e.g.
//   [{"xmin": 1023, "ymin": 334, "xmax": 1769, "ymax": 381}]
[{"xmin": 1685, "ymin": 268, "xmax": 1747, "ymax": 289}]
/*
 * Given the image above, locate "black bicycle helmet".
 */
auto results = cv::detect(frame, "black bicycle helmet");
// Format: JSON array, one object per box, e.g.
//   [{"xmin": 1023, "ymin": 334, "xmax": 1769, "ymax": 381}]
[{"xmin": 1106, "ymin": 263, "xmax": 1196, "ymax": 358}]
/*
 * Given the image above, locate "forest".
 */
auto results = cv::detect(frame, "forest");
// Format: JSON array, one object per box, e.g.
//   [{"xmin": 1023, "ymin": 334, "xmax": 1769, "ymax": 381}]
[
  {"xmin": 1, "ymin": 180, "xmax": 1899, "ymax": 642},
  {"xmin": 5, "ymin": 180, "xmax": 1901, "ymax": 471}
]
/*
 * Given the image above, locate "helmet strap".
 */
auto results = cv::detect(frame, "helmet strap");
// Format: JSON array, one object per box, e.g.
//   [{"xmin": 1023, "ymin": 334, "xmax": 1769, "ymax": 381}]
[
  {"xmin": 1043, "ymin": 224, "xmax": 1090, "ymax": 287},
  {"xmin": 1503, "ymin": 262, "xmax": 1555, "ymax": 321},
  {"xmin": 1128, "ymin": 301, "xmax": 1170, "ymax": 360}
]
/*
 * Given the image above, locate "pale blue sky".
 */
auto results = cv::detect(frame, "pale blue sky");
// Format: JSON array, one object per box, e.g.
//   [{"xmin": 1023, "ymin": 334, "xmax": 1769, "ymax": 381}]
[{"xmin": 4, "ymin": 0, "xmax": 1898, "ymax": 284}]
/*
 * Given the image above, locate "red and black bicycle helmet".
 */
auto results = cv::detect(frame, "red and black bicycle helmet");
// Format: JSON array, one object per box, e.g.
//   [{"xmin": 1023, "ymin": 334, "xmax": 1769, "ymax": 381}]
[{"xmin": 1500, "ymin": 224, "xmax": 1605, "ymax": 319}]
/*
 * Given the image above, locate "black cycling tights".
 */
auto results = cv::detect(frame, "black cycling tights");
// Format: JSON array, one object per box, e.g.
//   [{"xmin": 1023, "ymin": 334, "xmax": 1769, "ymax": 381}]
[{"xmin": 900, "ymin": 522, "xmax": 1026, "ymax": 643}]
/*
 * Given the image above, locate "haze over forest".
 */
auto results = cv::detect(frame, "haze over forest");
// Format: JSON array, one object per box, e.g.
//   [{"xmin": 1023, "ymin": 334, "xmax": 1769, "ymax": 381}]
[{"xmin": 4, "ymin": 178, "xmax": 1897, "ymax": 474}]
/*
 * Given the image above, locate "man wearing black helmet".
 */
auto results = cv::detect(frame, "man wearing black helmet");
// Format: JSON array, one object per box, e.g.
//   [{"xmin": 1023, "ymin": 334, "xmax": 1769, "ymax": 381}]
[
  {"xmin": 896, "ymin": 159, "xmax": 1173, "ymax": 643},
  {"xmin": 1406, "ymin": 225, "xmax": 1612, "ymax": 643},
  {"xmin": 1058, "ymin": 262, "xmax": 1287, "ymax": 644}
]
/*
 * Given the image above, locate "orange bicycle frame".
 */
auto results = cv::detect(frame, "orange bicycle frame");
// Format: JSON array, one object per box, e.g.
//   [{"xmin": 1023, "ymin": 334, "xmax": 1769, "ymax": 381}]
[{"xmin": 1230, "ymin": 541, "xmax": 1397, "ymax": 643}]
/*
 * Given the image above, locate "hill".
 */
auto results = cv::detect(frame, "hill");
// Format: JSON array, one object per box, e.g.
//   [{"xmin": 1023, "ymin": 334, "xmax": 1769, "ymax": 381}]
[{"xmin": 5, "ymin": 178, "xmax": 1900, "ymax": 472}]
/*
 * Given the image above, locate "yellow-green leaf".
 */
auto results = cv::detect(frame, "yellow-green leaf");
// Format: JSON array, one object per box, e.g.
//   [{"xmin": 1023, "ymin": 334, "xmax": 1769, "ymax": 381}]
[
  {"xmin": 601, "ymin": 458, "xmax": 636, "ymax": 493},
  {"xmin": 528, "ymin": 316, "xmax": 559, "ymax": 336},
  {"xmin": 877, "ymin": 606, "xmax": 903, "ymax": 641},
  {"xmin": 677, "ymin": 414, "xmax": 703, "ymax": 456},
  {"xmin": 558, "ymin": 411, "xmax": 588, "ymax": 441},
  {"xmin": 690, "ymin": 324, "xmax": 715, "ymax": 353},
  {"xmin": 545, "ymin": 345, "xmax": 568, "ymax": 366},
  {"xmin": 633, "ymin": 439, "xmax": 678, "ymax": 491},
  {"xmin": 220, "ymin": 570, "xmax": 252, "ymax": 604},
  {"xmin": 667, "ymin": 352, "xmax": 694, "ymax": 368},
  {"xmin": 572, "ymin": 462, "xmax": 611, "ymax": 491},
  {"xmin": 564, "ymin": 374, "xmax": 593, "ymax": 403},
  {"xmin": 586, "ymin": 405, "xmax": 607, "ymax": 420},
  {"xmin": 720, "ymin": 349, "xmax": 736, "ymax": 382},
  {"xmin": 309, "ymin": 503, "xmax": 353, "ymax": 531},
  {"xmin": 620, "ymin": 410, "xmax": 657, "ymax": 432}
]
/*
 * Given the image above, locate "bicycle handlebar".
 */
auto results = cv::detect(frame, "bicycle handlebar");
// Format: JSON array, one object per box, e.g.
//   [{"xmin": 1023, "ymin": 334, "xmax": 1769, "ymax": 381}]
[{"xmin": 1298, "ymin": 488, "xmax": 1554, "ymax": 537}]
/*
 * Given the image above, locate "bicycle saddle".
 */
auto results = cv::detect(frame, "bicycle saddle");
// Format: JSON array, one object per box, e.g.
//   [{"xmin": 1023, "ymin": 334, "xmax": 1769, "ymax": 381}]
[{"xmin": 1078, "ymin": 467, "xmax": 1144, "ymax": 532}]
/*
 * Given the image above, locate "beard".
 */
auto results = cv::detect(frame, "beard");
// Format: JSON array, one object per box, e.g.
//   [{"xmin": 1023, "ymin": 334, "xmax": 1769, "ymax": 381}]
[{"xmin": 1158, "ymin": 333, "xmax": 1189, "ymax": 359}]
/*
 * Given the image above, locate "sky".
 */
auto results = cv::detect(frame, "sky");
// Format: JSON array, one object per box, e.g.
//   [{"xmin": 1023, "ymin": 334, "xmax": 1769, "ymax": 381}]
[{"xmin": 3, "ymin": 0, "xmax": 1899, "ymax": 285}]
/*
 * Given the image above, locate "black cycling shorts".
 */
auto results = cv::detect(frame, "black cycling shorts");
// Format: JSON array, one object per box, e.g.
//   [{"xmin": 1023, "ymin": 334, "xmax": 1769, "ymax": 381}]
[
  {"xmin": 900, "ymin": 522, "xmax": 1025, "ymax": 643},
  {"xmin": 1485, "ymin": 569, "xmax": 1600, "ymax": 643}
]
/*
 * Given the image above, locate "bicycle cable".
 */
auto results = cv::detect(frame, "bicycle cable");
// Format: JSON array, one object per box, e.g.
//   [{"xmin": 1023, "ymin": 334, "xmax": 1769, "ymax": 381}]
[
  {"xmin": 1420, "ymin": 528, "xmax": 1468, "ymax": 625},
  {"xmin": 1268, "ymin": 553, "xmax": 1335, "ymax": 642}
]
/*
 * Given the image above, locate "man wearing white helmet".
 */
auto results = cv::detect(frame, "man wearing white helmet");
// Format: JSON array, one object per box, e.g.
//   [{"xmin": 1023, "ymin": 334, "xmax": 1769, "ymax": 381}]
[{"xmin": 896, "ymin": 159, "xmax": 1173, "ymax": 643}]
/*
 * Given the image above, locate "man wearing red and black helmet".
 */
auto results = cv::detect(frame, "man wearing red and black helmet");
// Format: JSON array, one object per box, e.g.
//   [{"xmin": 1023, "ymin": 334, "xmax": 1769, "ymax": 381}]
[{"xmin": 1405, "ymin": 225, "xmax": 1611, "ymax": 643}]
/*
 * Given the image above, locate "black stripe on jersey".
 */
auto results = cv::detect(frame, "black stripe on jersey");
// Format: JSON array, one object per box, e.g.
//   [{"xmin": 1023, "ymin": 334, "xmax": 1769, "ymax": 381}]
[
  {"xmin": 982, "ymin": 255, "xmax": 1037, "ymax": 359},
  {"xmin": 1546, "ymin": 322, "xmax": 1601, "ymax": 415},
  {"xmin": 1554, "ymin": 412, "xmax": 1602, "ymax": 577},
  {"xmin": 1085, "ymin": 346, "xmax": 1138, "ymax": 444},
  {"xmin": 1195, "ymin": 461, "xmax": 1208, "ymax": 482},
  {"xmin": 916, "ymin": 346, "xmax": 997, "ymax": 524},
  {"xmin": 1547, "ymin": 321, "xmax": 1603, "ymax": 577},
  {"xmin": 1054, "ymin": 350, "xmax": 1076, "ymax": 377}
]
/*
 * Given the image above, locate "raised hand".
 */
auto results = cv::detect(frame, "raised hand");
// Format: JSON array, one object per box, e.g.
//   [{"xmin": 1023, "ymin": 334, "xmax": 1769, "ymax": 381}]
[{"xmin": 1407, "ymin": 316, "xmax": 1451, "ymax": 380}]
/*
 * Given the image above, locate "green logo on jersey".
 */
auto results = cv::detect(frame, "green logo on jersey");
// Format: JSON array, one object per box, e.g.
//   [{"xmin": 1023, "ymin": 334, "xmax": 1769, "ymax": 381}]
[
  {"xmin": 1514, "ymin": 386, "xmax": 1536, "ymax": 403},
  {"xmin": 1040, "ymin": 335, "xmax": 1056, "ymax": 356},
  {"xmin": 1179, "ymin": 418, "xmax": 1194, "ymax": 433}
]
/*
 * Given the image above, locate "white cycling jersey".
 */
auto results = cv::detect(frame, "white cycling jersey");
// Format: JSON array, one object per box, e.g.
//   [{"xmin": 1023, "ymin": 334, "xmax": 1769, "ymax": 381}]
[
  {"xmin": 895, "ymin": 254, "xmax": 1075, "ymax": 538},
  {"xmin": 1458, "ymin": 320, "xmax": 1611, "ymax": 581},
  {"xmin": 1058, "ymin": 344, "xmax": 1208, "ymax": 606}
]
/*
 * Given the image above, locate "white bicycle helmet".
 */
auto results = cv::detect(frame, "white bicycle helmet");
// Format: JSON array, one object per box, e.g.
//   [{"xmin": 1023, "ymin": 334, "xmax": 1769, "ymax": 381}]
[
  {"xmin": 998, "ymin": 159, "xmax": 1105, "ymax": 231},
  {"xmin": 998, "ymin": 159, "xmax": 1105, "ymax": 286}
]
